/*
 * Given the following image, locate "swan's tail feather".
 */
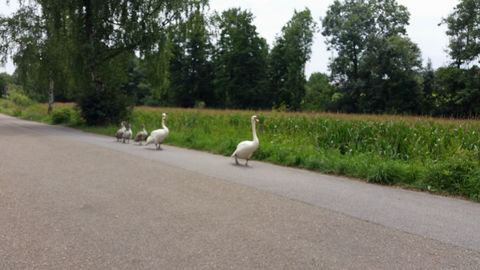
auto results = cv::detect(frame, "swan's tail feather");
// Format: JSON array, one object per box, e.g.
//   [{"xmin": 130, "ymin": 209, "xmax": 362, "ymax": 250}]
[{"xmin": 145, "ymin": 136, "xmax": 153, "ymax": 145}]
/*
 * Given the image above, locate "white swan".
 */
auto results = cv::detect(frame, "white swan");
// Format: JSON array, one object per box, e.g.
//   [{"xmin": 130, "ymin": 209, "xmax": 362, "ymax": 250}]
[
  {"xmin": 115, "ymin": 121, "xmax": 126, "ymax": 142},
  {"xmin": 123, "ymin": 123, "xmax": 132, "ymax": 143},
  {"xmin": 232, "ymin": 115, "xmax": 259, "ymax": 166},
  {"xmin": 134, "ymin": 124, "xmax": 148, "ymax": 145},
  {"xmin": 145, "ymin": 113, "xmax": 169, "ymax": 150}
]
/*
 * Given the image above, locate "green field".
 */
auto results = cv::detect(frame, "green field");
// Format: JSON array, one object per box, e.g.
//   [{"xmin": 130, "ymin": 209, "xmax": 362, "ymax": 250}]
[{"xmin": 1, "ymin": 98, "xmax": 480, "ymax": 201}]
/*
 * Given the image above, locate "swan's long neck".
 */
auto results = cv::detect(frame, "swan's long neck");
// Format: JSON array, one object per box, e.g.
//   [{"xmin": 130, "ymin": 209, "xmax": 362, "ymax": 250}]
[
  {"xmin": 162, "ymin": 118, "xmax": 168, "ymax": 131},
  {"xmin": 252, "ymin": 119, "xmax": 258, "ymax": 143}
]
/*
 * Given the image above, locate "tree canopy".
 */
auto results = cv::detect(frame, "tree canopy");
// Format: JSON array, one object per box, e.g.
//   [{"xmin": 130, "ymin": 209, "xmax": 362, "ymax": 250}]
[
  {"xmin": 442, "ymin": 0, "xmax": 480, "ymax": 67},
  {"xmin": 212, "ymin": 8, "xmax": 269, "ymax": 109},
  {"xmin": 322, "ymin": 0, "xmax": 422, "ymax": 113},
  {"xmin": 1, "ymin": 0, "xmax": 480, "ymax": 120},
  {"xmin": 269, "ymin": 8, "xmax": 317, "ymax": 110}
]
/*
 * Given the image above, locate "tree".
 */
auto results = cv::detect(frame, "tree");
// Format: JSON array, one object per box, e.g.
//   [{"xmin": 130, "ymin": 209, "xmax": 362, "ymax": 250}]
[
  {"xmin": 121, "ymin": 56, "xmax": 152, "ymax": 106},
  {"xmin": 269, "ymin": 8, "xmax": 317, "ymax": 110},
  {"xmin": 213, "ymin": 8, "xmax": 269, "ymax": 109},
  {"xmin": 0, "ymin": 72, "xmax": 12, "ymax": 98},
  {"xmin": 441, "ymin": 0, "xmax": 480, "ymax": 67},
  {"xmin": 321, "ymin": 0, "xmax": 409, "ymax": 84},
  {"xmin": 321, "ymin": 0, "xmax": 376, "ymax": 83},
  {"xmin": 435, "ymin": 66, "xmax": 480, "ymax": 117},
  {"xmin": 420, "ymin": 59, "xmax": 438, "ymax": 115},
  {"xmin": 437, "ymin": 0, "xmax": 480, "ymax": 117},
  {"xmin": 41, "ymin": 0, "xmax": 73, "ymax": 113},
  {"xmin": 321, "ymin": 0, "xmax": 419, "ymax": 113},
  {"xmin": 169, "ymin": 7, "xmax": 214, "ymax": 108},
  {"xmin": 141, "ymin": 37, "xmax": 171, "ymax": 107},
  {"xmin": 357, "ymin": 35, "xmax": 423, "ymax": 113},
  {"xmin": 68, "ymin": 0, "xmax": 208, "ymax": 124},
  {"xmin": 0, "ymin": 1, "xmax": 71, "ymax": 113},
  {"xmin": 303, "ymin": 72, "xmax": 334, "ymax": 111}
]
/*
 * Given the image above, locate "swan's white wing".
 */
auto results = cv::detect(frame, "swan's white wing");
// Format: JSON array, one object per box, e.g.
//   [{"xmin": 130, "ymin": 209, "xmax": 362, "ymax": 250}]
[
  {"xmin": 145, "ymin": 129, "xmax": 161, "ymax": 145},
  {"xmin": 232, "ymin": 140, "xmax": 258, "ymax": 159},
  {"xmin": 153, "ymin": 130, "xmax": 169, "ymax": 143},
  {"xmin": 145, "ymin": 128, "xmax": 169, "ymax": 145},
  {"xmin": 149, "ymin": 128, "xmax": 165, "ymax": 136},
  {"xmin": 146, "ymin": 129, "xmax": 160, "ymax": 144},
  {"xmin": 145, "ymin": 135, "xmax": 154, "ymax": 145}
]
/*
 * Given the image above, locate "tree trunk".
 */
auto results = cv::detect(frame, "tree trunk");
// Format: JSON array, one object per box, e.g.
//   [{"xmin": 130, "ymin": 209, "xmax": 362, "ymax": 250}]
[
  {"xmin": 84, "ymin": 0, "xmax": 104, "ymax": 93},
  {"xmin": 91, "ymin": 66, "xmax": 104, "ymax": 93},
  {"xmin": 48, "ymin": 71, "xmax": 54, "ymax": 114}
]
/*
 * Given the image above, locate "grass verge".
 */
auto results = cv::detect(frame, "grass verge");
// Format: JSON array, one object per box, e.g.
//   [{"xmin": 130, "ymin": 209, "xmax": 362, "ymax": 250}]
[{"xmin": 1, "ymin": 99, "xmax": 479, "ymax": 201}]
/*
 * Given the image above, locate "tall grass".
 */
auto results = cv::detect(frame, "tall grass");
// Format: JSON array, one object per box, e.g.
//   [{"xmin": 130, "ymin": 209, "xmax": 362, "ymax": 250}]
[
  {"xmin": 131, "ymin": 107, "xmax": 480, "ymax": 200},
  {"xmin": 1, "ymin": 100, "xmax": 479, "ymax": 201}
]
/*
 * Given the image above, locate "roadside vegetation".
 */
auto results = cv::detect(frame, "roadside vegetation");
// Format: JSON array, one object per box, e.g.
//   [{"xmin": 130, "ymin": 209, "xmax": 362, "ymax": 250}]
[
  {"xmin": 2, "ymin": 96, "xmax": 479, "ymax": 202},
  {"xmin": 1, "ymin": 0, "xmax": 479, "ymax": 202}
]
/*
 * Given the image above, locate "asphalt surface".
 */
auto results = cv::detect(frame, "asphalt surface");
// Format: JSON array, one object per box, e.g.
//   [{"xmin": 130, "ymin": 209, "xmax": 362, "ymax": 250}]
[{"xmin": 1, "ymin": 113, "xmax": 480, "ymax": 269}]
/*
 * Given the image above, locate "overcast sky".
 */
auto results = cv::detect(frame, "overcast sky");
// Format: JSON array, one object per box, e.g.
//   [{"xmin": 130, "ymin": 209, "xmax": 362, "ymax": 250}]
[{"xmin": 0, "ymin": 0, "xmax": 460, "ymax": 77}]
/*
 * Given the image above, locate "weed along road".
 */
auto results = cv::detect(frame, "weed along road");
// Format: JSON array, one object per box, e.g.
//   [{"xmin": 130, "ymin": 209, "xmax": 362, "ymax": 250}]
[{"xmin": 1, "ymin": 113, "xmax": 480, "ymax": 269}]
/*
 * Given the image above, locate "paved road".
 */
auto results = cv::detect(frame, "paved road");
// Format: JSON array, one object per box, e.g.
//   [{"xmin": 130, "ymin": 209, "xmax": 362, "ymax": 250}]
[{"xmin": 1, "ymin": 113, "xmax": 480, "ymax": 269}]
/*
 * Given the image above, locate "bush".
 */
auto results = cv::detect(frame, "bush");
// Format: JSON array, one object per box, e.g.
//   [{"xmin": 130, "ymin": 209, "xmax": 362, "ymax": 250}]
[
  {"xmin": 423, "ymin": 156, "xmax": 477, "ymax": 196},
  {"xmin": 77, "ymin": 87, "xmax": 132, "ymax": 126},
  {"xmin": 51, "ymin": 108, "xmax": 72, "ymax": 124},
  {"xmin": 10, "ymin": 91, "xmax": 34, "ymax": 107},
  {"xmin": 142, "ymin": 95, "xmax": 166, "ymax": 107},
  {"xmin": 13, "ymin": 108, "xmax": 22, "ymax": 117},
  {"xmin": 194, "ymin": 100, "xmax": 206, "ymax": 109},
  {"xmin": 366, "ymin": 160, "xmax": 410, "ymax": 185},
  {"xmin": 69, "ymin": 106, "xmax": 85, "ymax": 126}
]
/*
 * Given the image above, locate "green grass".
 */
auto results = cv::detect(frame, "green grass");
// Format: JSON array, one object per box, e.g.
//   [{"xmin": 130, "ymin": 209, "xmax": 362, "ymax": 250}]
[{"xmin": 1, "ymin": 99, "xmax": 480, "ymax": 201}]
